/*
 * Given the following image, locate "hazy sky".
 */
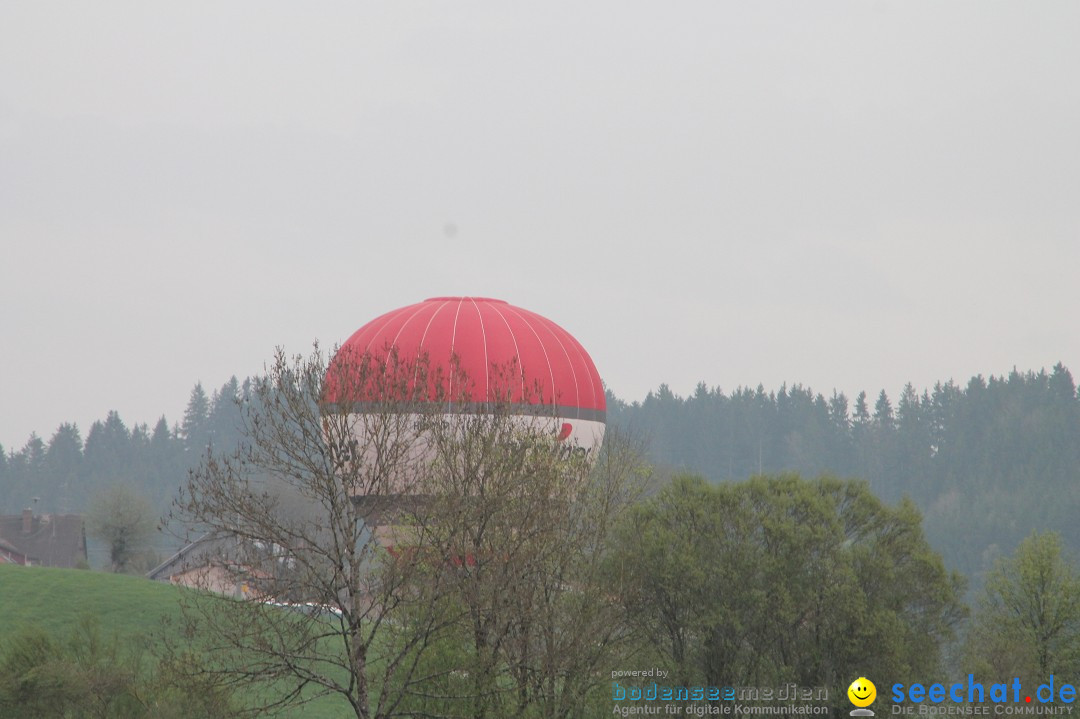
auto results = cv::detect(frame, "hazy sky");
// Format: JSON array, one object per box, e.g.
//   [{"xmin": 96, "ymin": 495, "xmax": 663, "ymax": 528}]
[{"xmin": 2, "ymin": 2, "xmax": 1078, "ymax": 450}]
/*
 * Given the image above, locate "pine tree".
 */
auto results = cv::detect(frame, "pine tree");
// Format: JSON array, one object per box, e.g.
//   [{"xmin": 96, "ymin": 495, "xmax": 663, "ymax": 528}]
[
  {"xmin": 181, "ymin": 383, "xmax": 211, "ymax": 453},
  {"xmin": 853, "ymin": 391, "xmax": 870, "ymax": 426},
  {"xmin": 6, "ymin": 434, "xmax": 48, "ymax": 511},
  {"xmin": 0, "ymin": 443, "xmax": 8, "ymax": 509},
  {"xmin": 209, "ymin": 376, "xmax": 243, "ymax": 451},
  {"xmin": 828, "ymin": 391, "xmax": 850, "ymax": 431},
  {"xmin": 1050, "ymin": 362, "xmax": 1076, "ymax": 402},
  {"xmin": 83, "ymin": 411, "xmax": 132, "ymax": 492},
  {"xmin": 145, "ymin": 416, "xmax": 183, "ymax": 507},
  {"xmin": 46, "ymin": 423, "xmax": 83, "ymax": 511},
  {"xmin": 873, "ymin": 389, "xmax": 894, "ymax": 430}
]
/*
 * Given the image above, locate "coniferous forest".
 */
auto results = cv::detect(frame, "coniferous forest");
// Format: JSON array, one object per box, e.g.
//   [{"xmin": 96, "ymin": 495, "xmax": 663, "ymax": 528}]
[
  {"xmin": 3, "ymin": 364, "xmax": 1079, "ymax": 582},
  {"xmin": 0, "ymin": 378, "xmax": 249, "ymax": 533},
  {"xmin": 608, "ymin": 363, "xmax": 1080, "ymax": 582}
]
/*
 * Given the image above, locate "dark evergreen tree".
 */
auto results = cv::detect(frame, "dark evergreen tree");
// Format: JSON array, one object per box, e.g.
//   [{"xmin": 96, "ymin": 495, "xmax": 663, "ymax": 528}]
[
  {"xmin": 24, "ymin": 434, "xmax": 46, "ymax": 473},
  {"xmin": 895, "ymin": 385, "xmax": 932, "ymax": 502},
  {"xmin": 3, "ymin": 434, "xmax": 48, "ymax": 512},
  {"xmin": 150, "ymin": 416, "xmax": 172, "ymax": 449},
  {"xmin": 0, "ymin": 443, "xmax": 7, "ymax": 509},
  {"xmin": 181, "ymin": 383, "xmax": 210, "ymax": 453},
  {"xmin": 208, "ymin": 376, "xmax": 244, "ymax": 451},
  {"xmin": 82, "ymin": 411, "xmax": 132, "ymax": 493},
  {"xmin": 853, "ymin": 390, "xmax": 870, "ymax": 426},
  {"xmin": 873, "ymin": 389, "xmax": 894, "ymax": 430},
  {"xmin": 45, "ymin": 423, "xmax": 83, "ymax": 512},
  {"xmin": 145, "ymin": 416, "xmax": 183, "ymax": 505}
]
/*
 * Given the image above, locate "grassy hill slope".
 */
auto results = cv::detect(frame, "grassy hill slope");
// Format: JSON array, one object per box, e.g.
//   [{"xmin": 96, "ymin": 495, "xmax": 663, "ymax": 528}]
[
  {"xmin": 0, "ymin": 564, "xmax": 187, "ymax": 639},
  {"xmin": 0, "ymin": 565, "xmax": 346, "ymax": 718}
]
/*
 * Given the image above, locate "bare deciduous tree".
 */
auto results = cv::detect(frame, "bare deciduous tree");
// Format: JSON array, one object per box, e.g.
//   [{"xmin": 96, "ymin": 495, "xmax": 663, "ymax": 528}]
[
  {"xmin": 168, "ymin": 344, "xmax": 465, "ymax": 718},
  {"xmin": 396, "ymin": 400, "xmax": 651, "ymax": 719},
  {"xmin": 167, "ymin": 344, "xmax": 649, "ymax": 719}
]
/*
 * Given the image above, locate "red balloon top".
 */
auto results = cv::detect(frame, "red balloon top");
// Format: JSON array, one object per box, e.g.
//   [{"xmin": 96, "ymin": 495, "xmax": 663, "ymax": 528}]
[{"xmin": 326, "ymin": 297, "xmax": 605, "ymax": 421}]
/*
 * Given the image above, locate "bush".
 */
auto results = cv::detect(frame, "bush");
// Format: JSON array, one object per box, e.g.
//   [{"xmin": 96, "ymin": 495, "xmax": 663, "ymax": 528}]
[{"xmin": 0, "ymin": 618, "xmax": 236, "ymax": 719}]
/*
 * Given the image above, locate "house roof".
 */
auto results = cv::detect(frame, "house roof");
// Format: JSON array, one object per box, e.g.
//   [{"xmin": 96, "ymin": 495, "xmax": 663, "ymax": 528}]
[
  {"xmin": 0, "ymin": 513, "xmax": 87, "ymax": 568},
  {"xmin": 0, "ymin": 535, "xmax": 32, "ymax": 565},
  {"xmin": 146, "ymin": 533, "xmax": 237, "ymax": 581}
]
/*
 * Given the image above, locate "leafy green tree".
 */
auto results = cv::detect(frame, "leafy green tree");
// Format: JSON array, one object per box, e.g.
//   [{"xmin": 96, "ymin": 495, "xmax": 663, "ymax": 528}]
[
  {"xmin": 87, "ymin": 484, "xmax": 155, "ymax": 573},
  {"xmin": 613, "ymin": 474, "xmax": 965, "ymax": 703},
  {"xmin": 965, "ymin": 532, "xmax": 1080, "ymax": 682}
]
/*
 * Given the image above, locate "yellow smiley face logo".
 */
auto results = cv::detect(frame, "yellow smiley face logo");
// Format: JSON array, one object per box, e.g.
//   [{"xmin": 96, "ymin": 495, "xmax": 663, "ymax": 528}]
[{"xmin": 848, "ymin": 677, "xmax": 876, "ymax": 708}]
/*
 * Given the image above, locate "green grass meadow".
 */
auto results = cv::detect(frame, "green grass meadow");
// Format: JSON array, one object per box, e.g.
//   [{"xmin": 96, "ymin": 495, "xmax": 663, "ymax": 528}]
[
  {"xmin": 0, "ymin": 565, "xmax": 348, "ymax": 718},
  {"xmin": 0, "ymin": 564, "xmax": 186, "ymax": 638}
]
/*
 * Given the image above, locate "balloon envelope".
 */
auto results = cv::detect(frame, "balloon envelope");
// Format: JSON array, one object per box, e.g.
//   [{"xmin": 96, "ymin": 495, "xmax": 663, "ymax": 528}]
[{"xmin": 323, "ymin": 297, "xmax": 607, "ymax": 496}]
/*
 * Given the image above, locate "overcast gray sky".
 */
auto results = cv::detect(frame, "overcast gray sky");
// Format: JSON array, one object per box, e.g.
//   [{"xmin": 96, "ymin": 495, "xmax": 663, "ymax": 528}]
[{"xmin": 2, "ymin": 2, "xmax": 1078, "ymax": 449}]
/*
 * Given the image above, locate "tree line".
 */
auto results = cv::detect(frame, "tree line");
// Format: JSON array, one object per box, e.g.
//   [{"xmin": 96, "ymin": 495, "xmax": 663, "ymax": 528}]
[
  {"xmin": 0, "ymin": 378, "xmax": 249, "ymax": 517},
  {"xmin": 4, "ymin": 364, "xmax": 1080, "ymax": 580},
  {"xmin": 608, "ymin": 363, "xmax": 1080, "ymax": 580}
]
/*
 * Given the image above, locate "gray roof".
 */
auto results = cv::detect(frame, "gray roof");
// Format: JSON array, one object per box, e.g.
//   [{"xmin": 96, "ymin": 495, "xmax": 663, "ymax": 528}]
[{"xmin": 146, "ymin": 533, "xmax": 237, "ymax": 581}]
